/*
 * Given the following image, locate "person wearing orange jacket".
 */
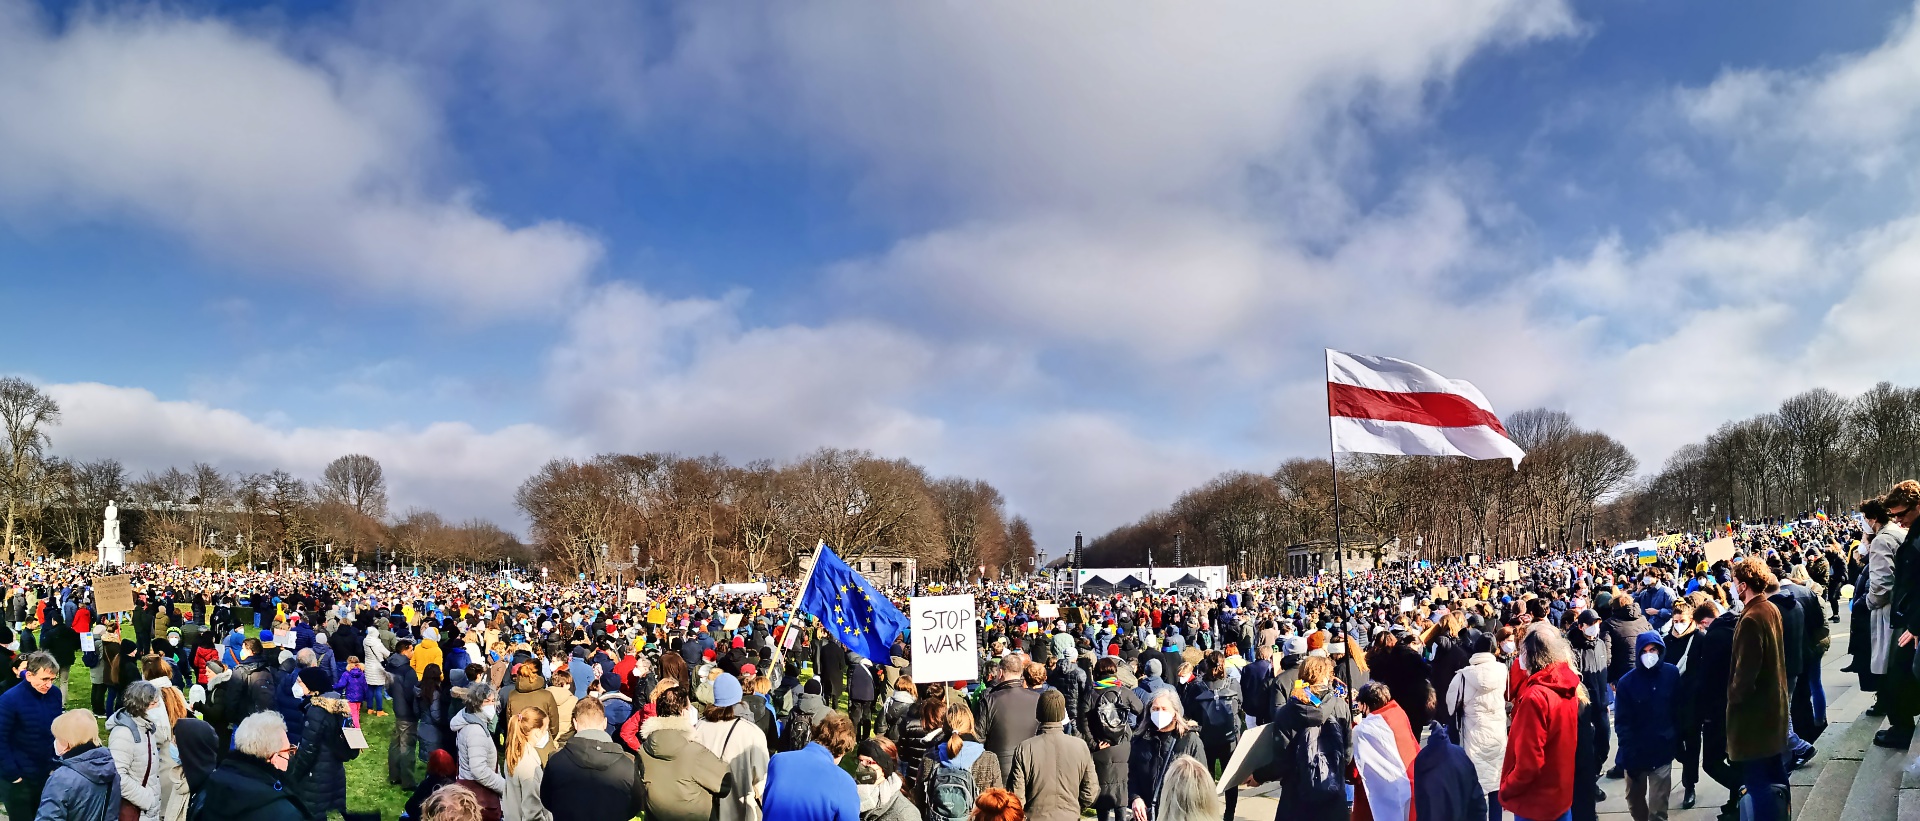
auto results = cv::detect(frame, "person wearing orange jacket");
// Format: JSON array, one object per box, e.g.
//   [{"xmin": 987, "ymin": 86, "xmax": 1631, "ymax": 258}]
[{"xmin": 1499, "ymin": 622, "xmax": 1584, "ymax": 821}]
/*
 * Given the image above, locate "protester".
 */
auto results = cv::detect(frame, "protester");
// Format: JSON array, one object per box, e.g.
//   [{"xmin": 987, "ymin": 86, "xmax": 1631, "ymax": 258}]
[
  {"xmin": 450, "ymin": 682, "xmax": 505, "ymax": 819},
  {"xmin": 403, "ymin": 751, "xmax": 460, "ymax": 821},
  {"xmin": 1615, "ymin": 631, "xmax": 1680, "ymax": 821},
  {"xmin": 1006, "ymin": 690, "xmax": 1096, "ymax": 821},
  {"xmin": 1500, "ymin": 623, "xmax": 1582, "ymax": 821},
  {"xmin": 541, "ymin": 698, "xmax": 643, "ymax": 821},
  {"xmin": 288, "ymin": 667, "xmax": 357, "ymax": 821},
  {"xmin": 108, "ymin": 681, "xmax": 165, "ymax": 821},
  {"xmin": 1146, "ymin": 755, "xmax": 1219, "ymax": 821},
  {"xmin": 638, "ymin": 687, "xmax": 732, "ymax": 821},
  {"xmin": 388, "ymin": 640, "xmax": 421, "ymax": 790},
  {"xmin": 1412, "ymin": 721, "xmax": 1486, "ymax": 821},
  {"xmin": 762, "ymin": 708, "xmax": 859, "ymax": 821},
  {"xmin": 200, "ymin": 713, "xmax": 307, "ymax": 821},
  {"xmin": 1728, "ymin": 557, "xmax": 1790, "ymax": 821},
  {"xmin": 0, "ymin": 650, "xmax": 64, "ymax": 820},
  {"xmin": 970, "ymin": 788, "xmax": 1024, "ymax": 821},
  {"xmin": 1444, "ymin": 633, "xmax": 1507, "ymax": 821},
  {"xmin": 500, "ymin": 706, "xmax": 551, "ymax": 821},
  {"xmin": 1126, "ymin": 690, "xmax": 1201, "ymax": 821},
  {"xmin": 1267, "ymin": 655, "xmax": 1349, "ymax": 821},
  {"xmin": 37, "ymin": 709, "xmax": 120, "ymax": 821},
  {"xmin": 693, "ymin": 673, "xmax": 769, "ymax": 821},
  {"xmin": 923, "ymin": 702, "xmax": 1001, "ymax": 821},
  {"xmin": 853, "ymin": 736, "xmax": 917, "ymax": 821},
  {"xmin": 1353, "ymin": 681, "xmax": 1420, "ymax": 821}
]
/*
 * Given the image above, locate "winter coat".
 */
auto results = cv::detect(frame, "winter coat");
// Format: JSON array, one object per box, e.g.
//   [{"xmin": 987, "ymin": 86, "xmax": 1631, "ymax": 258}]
[
  {"xmin": 857, "ymin": 775, "xmax": 916, "ymax": 821},
  {"xmin": 637, "ymin": 714, "xmax": 733, "ymax": 821},
  {"xmin": 502, "ymin": 747, "xmax": 551, "ymax": 821},
  {"xmin": 107, "ymin": 711, "xmax": 163, "ymax": 821},
  {"xmin": 0, "ymin": 674, "xmax": 64, "ymax": 781},
  {"xmin": 175, "ymin": 717, "xmax": 219, "ymax": 795},
  {"xmin": 506, "ymin": 670, "xmax": 560, "ymax": 744},
  {"xmin": 1268, "ymin": 686, "xmax": 1350, "ymax": 821},
  {"xmin": 1007, "ymin": 722, "xmax": 1097, "ymax": 821},
  {"xmin": 1603, "ymin": 602, "xmax": 1653, "ymax": 683},
  {"xmin": 1412, "ymin": 724, "xmax": 1487, "ymax": 821},
  {"xmin": 1727, "ymin": 596, "xmax": 1789, "ymax": 762},
  {"xmin": 385, "ymin": 654, "xmax": 420, "ymax": 722},
  {"xmin": 362, "ymin": 633, "xmax": 392, "ymax": 687},
  {"xmin": 288, "ymin": 695, "xmax": 357, "ymax": 819},
  {"xmin": 893, "ymin": 711, "xmax": 940, "ymax": 788},
  {"xmin": 36, "ymin": 743, "xmax": 120, "ymax": 821},
  {"xmin": 1367, "ymin": 645, "xmax": 1432, "ymax": 732},
  {"xmin": 599, "ymin": 693, "xmax": 635, "ymax": 736},
  {"xmin": 1239, "ymin": 658, "xmax": 1276, "ymax": 724},
  {"xmin": 198, "ymin": 754, "xmax": 309, "ymax": 821},
  {"xmin": 922, "ymin": 736, "xmax": 1003, "ymax": 805},
  {"xmin": 1443, "ymin": 652, "xmax": 1508, "ymax": 795},
  {"xmin": 333, "ymin": 668, "xmax": 369, "ymax": 703},
  {"xmin": 540, "ymin": 729, "xmax": 646, "ymax": 821},
  {"xmin": 1868, "ymin": 526, "xmax": 1904, "ymax": 674},
  {"xmin": 762, "ymin": 743, "xmax": 859, "ymax": 821},
  {"xmin": 1425, "ymin": 634, "xmax": 1470, "ymax": 725},
  {"xmin": 1615, "ymin": 631, "xmax": 1680, "ymax": 771},
  {"xmin": 1126, "ymin": 722, "xmax": 1202, "ymax": 821},
  {"xmin": 546, "ymin": 685, "xmax": 578, "ymax": 744},
  {"xmin": 412, "ymin": 640, "xmax": 443, "ymax": 679},
  {"xmin": 1498, "ymin": 661, "xmax": 1579, "ymax": 821},
  {"xmin": 452, "ymin": 708, "xmax": 507, "ymax": 796},
  {"xmin": 1046, "ymin": 661, "xmax": 1089, "ymax": 731},
  {"xmin": 693, "ymin": 716, "xmax": 770, "ymax": 821},
  {"xmin": 981, "ymin": 682, "xmax": 1042, "ymax": 766}
]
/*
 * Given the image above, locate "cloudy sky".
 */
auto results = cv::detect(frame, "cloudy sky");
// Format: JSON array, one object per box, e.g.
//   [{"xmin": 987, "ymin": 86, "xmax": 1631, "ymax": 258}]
[{"xmin": 6, "ymin": 0, "xmax": 1920, "ymax": 551}]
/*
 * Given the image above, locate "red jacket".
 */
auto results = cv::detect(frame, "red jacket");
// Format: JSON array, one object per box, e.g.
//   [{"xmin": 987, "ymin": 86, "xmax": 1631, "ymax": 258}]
[{"xmin": 1500, "ymin": 661, "xmax": 1580, "ymax": 820}]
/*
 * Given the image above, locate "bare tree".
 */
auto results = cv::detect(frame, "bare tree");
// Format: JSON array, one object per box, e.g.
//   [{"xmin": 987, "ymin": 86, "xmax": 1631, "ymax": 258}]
[{"xmin": 0, "ymin": 378, "xmax": 58, "ymax": 558}]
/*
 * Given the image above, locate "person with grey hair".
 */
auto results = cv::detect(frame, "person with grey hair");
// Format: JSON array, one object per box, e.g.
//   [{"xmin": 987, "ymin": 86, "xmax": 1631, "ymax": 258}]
[
  {"xmin": 200, "ymin": 712, "xmax": 307, "ymax": 821},
  {"xmin": 276, "ymin": 648, "xmax": 320, "ymax": 745},
  {"xmin": 109, "ymin": 681, "xmax": 164, "ymax": 821},
  {"xmin": 1148, "ymin": 755, "xmax": 1221, "ymax": 821},
  {"xmin": 451, "ymin": 681, "xmax": 505, "ymax": 814},
  {"xmin": 0, "ymin": 650, "xmax": 63, "ymax": 820},
  {"xmin": 1127, "ymin": 690, "xmax": 1201, "ymax": 821}
]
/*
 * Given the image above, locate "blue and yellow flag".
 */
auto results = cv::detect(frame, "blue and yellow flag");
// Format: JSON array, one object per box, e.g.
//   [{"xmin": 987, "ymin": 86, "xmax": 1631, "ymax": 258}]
[{"xmin": 799, "ymin": 544, "xmax": 909, "ymax": 661}]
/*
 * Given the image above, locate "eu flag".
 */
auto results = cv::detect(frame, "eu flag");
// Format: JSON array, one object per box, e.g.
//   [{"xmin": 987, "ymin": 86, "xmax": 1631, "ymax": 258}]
[{"xmin": 798, "ymin": 544, "xmax": 909, "ymax": 662}]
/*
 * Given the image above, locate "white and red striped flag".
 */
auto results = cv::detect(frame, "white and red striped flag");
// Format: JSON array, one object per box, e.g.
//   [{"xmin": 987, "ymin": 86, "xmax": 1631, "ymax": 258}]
[{"xmin": 1325, "ymin": 349, "xmax": 1525, "ymax": 467}]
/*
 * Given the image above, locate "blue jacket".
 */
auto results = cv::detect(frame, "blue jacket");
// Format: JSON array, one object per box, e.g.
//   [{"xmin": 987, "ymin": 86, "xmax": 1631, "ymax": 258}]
[
  {"xmin": 37, "ymin": 743, "xmax": 119, "ymax": 821},
  {"xmin": 1615, "ymin": 630, "xmax": 1681, "ymax": 770},
  {"xmin": 1413, "ymin": 723, "xmax": 1487, "ymax": 821},
  {"xmin": 0, "ymin": 678, "xmax": 63, "ymax": 780},
  {"xmin": 761, "ymin": 743, "xmax": 858, "ymax": 821},
  {"xmin": 1635, "ymin": 586, "xmax": 1677, "ymax": 630}
]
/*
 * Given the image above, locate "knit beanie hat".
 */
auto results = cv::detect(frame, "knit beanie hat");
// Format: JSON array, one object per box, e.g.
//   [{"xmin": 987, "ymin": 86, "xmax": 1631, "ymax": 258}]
[{"xmin": 1037, "ymin": 689, "xmax": 1066, "ymax": 723}]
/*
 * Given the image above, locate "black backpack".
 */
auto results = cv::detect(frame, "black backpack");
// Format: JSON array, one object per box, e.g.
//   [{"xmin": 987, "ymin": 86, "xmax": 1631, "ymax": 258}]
[
  {"xmin": 1091, "ymin": 687, "xmax": 1131, "ymax": 743},
  {"xmin": 1194, "ymin": 684, "xmax": 1240, "ymax": 745}
]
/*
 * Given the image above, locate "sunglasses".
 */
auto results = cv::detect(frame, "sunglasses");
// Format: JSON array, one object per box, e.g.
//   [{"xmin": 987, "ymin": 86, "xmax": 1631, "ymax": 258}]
[{"xmin": 1895, "ymin": 507, "xmax": 1915, "ymax": 519}]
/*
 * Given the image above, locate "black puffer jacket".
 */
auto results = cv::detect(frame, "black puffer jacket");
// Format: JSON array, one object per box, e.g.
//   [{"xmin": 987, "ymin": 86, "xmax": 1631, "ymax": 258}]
[
  {"xmin": 286, "ymin": 695, "xmax": 357, "ymax": 820},
  {"xmin": 1048, "ymin": 659, "xmax": 1089, "ymax": 731},
  {"xmin": 201, "ymin": 754, "xmax": 310, "ymax": 821}
]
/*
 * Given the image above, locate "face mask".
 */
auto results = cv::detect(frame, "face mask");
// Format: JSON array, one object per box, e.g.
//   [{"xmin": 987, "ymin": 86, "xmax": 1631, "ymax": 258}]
[
  {"xmin": 1150, "ymin": 709, "xmax": 1174, "ymax": 730},
  {"xmin": 1582, "ymin": 624, "xmax": 1599, "ymax": 638},
  {"xmin": 1640, "ymin": 651, "xmax": 1659, "ymax": 669},
  {"xmin": 482, "ymin": 704, "xmax": 498, "ymax": 722},
  {"xmin": 531, "ymin": 730, "xmax": 550, "ymax": 749},
  {"xmin": 1500, "ymin": 640, "xmax": 1516, "ymax": 655}
]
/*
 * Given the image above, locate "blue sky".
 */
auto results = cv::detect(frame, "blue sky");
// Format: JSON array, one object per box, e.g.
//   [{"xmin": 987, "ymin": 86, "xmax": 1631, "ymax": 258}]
[{"xmin": 7, "ymin": 0, "xmax": 1920, "ymax": 548}]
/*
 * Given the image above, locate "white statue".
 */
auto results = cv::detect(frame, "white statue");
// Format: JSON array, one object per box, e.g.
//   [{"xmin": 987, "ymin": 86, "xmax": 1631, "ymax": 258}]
[{"xmin": 97, "ymin": 500, "xmax": 125, "ymax": 567}]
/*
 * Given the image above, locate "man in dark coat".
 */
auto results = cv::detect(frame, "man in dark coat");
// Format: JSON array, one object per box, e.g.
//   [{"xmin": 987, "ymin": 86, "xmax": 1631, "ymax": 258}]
[
  {"xmin": 1883, "ymin": 489, "xmax": 1920, "ymax": 748},
  {"xmin": 542, "ymin": 697, "xmax": 645, "ymax": 821},
  {"xmin": 1603, "ymin": 594, "xmax": 1652, "ymax": 684},
  {"xmin": 1729, "ymin": 558, "xmax": 1791, "ymax": 821},
  {"xmin": 817, "ymin": 637, "xmax": 848, "ymax": 708},
  {"xmin": 384, "ymin": 641, "xmax": 420, "ymax": 790},
  {"xmin": 846, "ymin": 655, "xmax": 876, "ymax": 740},
  {"xmin": 1239, "ymin": 644, "xmax": 1277, "ymax": 726},
  {"xmin": 202, "ymin": 713, "xmax": 310, "ymax": 821},
  {"xmin": 980, "ymin": 653, "xmax": 1042, "ymax": 780},
  {"xmin": 1412, "ymin": 722, "xmax": 1487, "ymax": 821},
  {"xmin": 1567, "ymin": 609, "xmax": 1613, "ymax": 809}
]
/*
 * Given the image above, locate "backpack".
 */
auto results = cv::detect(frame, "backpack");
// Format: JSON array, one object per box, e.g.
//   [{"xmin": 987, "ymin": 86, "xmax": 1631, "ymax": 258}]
[
  {"xmin": 1092, "ymin": 687, "xmax": 1131, "ymax": 743},
  {"xmin": 1294, "ymin": 721, "xmax": 1345, "ymax": 801},
  {"xmin": 925, "ymin": 758, "xmax": 978, "ymax": 821},
  {"xmin": 1194, "ymin": 685, "xmax": 1240, "ymax": 744}
]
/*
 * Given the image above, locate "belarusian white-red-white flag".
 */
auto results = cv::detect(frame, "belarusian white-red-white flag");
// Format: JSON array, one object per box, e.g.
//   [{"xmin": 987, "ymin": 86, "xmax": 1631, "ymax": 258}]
[{"xmin": 1326, "ymin": 349, "xmax": 1525, "ymax": 467}]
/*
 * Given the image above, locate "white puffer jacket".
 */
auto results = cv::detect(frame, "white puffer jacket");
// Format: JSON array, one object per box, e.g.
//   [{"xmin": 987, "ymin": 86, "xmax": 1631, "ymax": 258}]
[{"xmin": 1445, "ymin": 651, "xmax": 1510, "ymax": 795}]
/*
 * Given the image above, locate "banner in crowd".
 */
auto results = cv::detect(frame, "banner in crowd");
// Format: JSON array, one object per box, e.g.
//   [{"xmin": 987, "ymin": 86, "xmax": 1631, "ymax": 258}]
[
  {"xmin": 909, "ymin": 594, "xmax": 979, "ymax": 682},
  {"xmin": 95, "ymin": 574, "xmax": 134, "ymax": 613}
]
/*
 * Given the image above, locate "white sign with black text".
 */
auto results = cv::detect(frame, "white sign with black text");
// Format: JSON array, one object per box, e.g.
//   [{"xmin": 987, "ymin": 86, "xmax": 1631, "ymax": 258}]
[{"xmin": 910, "ymin": 594, "xmax": 979, "ymax": 683}]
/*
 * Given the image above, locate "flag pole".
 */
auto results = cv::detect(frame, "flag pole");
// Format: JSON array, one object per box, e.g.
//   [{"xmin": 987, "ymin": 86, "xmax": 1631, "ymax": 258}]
[
  {"xmin": 1325, "ymin": 351, "xmax": 1353, "ymax": 635},
  {"xmin": 771, "ymin": 540, "xmax": 826, "ymax": 671}
]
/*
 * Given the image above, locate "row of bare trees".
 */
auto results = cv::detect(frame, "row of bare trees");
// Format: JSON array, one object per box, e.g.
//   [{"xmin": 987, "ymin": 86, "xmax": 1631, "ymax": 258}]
[
  {"xmin": 1607, "ymin": 383, "xmax": 1920, "ymax": 532},
  {"xmin": 514, "ymin": 448, "xmax": 1037, "ymax": 585},
  {"xmin": 1083, "ymin": 409, "xmax": 1640, "ymax": 575}
]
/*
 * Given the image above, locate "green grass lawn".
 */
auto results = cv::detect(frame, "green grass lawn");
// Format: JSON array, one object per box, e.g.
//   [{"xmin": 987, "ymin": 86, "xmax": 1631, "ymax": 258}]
[{"xmin": 60, "ymin": 621, "xmax": 414, "ymax": 820}]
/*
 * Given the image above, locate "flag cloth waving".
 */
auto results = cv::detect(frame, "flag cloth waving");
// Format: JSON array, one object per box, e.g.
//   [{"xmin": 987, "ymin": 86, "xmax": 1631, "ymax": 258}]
[
  {"xmin": 1326, "ymin": 349, "xmax": 1526, "ymax": 467},
  {"xmin": 798, "ymin": 544, "xmax": 909, "ymax": 661}
]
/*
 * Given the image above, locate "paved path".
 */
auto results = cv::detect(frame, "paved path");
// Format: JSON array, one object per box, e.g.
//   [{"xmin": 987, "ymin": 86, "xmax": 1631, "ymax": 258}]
[{"xmin": 1236, "ymin": 624, "xmax": 1863, "ymax": 821}]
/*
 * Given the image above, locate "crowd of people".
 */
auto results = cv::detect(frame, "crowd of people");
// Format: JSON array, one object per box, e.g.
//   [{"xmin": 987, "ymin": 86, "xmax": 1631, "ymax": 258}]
[{"xmin": 0, "ymin": 480, "xmax": 1897, "ymax": 821}]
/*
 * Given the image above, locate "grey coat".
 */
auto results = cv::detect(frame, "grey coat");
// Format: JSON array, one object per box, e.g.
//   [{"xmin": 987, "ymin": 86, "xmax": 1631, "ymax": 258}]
[
  {"xmin": 1006, "ymin": 722, "xmax": 1098, "ymax": 821},
  {"xmin": 107, "ymin": 711, "xmax": 162, "ymax": 821},
  {"xmin": 452, "ymin": 708, "xmax": 507, "ymax": 794}
]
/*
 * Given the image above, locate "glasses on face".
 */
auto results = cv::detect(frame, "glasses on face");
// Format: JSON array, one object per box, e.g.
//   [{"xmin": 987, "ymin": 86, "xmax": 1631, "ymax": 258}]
[{"xmin": 1895, "ymin": 507, "xmax": 1915, "ymax": 521}]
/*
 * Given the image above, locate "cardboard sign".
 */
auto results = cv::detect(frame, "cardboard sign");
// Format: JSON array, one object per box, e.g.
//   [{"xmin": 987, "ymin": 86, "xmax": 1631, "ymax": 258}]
[
  {"xmin": 1213, "ymin": 722, "xmax": 1276, "ymax": 794},
  {"xmin": 1036, "ymin": 601, "xmax": 1059, "ymax": 618},
  {"xmin": 1398, "ymin": 596, "xmax": 1415, "ymax": 613},
  {"xmin": 1705, "ymin": 536, "xmax": 1736, "ymax": 564},
  {"xmin": 94, "ymin": 575, "xmax": 134, "ymax": 614},
  {"xmin": 910, "ymin": 595, "xmax": 979, "ymax": 683},
  {"xmin": 79, "ymin": 633, "xmax": 94, "ymax": 653},
  {"xmin": 274, "ymin": 630, "xmax": 295, "ymax": 647},
  {"xmin": 724, "ymin": 613, "xmax": 743, "ymax": 632},
  {"xmin": 761, "ymin": 596, "xmax": 780, "ymax": 612},
  {"xmin": 625, "ymin": 588, "xmax": 644, "ymax": 604},
  {"xmin": 343, "ymin": 728, "xmax": 369, "ymax": 750},
  {"xmin": 1063, "ymin": 606, "xmax": 1088, "ymax": 624},
  {"xmin": 1501, "ymin": 561, "xmax": 1520, "ymax": 582},
  {"xmin": 1430, "ymin": 585, "xmax": 1447, "ymax": 601}
]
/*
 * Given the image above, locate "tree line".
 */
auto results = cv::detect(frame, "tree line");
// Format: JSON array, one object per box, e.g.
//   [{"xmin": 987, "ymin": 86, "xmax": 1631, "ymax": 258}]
[
  {"xmin": 513, "ymin": 448, "xmax": 1037, "ymax": 585},
  {"xmin": 1605, "ymin": 382, "xmax": 1920, "ymax": 533},
  {"xmin": 1080, "ymin": 408, "xmax": 1640, "ymax": 574}
]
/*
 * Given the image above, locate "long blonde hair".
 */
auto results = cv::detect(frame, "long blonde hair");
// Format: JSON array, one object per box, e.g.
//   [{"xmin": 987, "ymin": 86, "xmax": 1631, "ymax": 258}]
[
  {"xmin": 1155, "ymin": 755, "xmax": 1223, "ymax": 821},
  {"xmin": 503, "ymin": 706, "xmax": 547, "ymax": 773},
  {"xmin": 945, "ymin": 703, "xmax": 979, "ymax": 758}
]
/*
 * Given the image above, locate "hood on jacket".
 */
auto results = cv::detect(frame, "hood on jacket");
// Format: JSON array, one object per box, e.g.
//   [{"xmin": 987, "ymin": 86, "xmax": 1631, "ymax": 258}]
[
  {"xmin": 449, "ymin": 708, "xmax": 490, "ymax": 735},
  {"xmin": 1634, "ymin": 630, "xmax": 1666, "ymax": 656},
  {"xmin": 1521, "ymin": 661, "xmax": 1581, "ymax": 699},
  {"xmin": 640, "ymin": 713, "xmax": 695, "ymax": 754},
  {"xmin": 556, "ymin": 734, "xmax": 627, "ymax": 771},
  {"xmin": 58, "ymin": 743, "xmax": 117, "ymax": 785},
  {"xmin": 933, "ymin": 738, "xmax": 985, "ymax": 769},
  {"xmin": 1609, "ymin": 600, "xmax": 1646, "ymax": 623},
  {"xmin": 796, "ymin": 692, "xmax": 827, "ymax": 714},
  {"xmin": 513, "ymin": 668, "xmax": 545, "ymax": 693}
]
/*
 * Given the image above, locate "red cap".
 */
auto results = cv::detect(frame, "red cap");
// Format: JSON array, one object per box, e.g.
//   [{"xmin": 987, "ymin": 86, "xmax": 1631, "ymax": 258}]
[
  {"xmin": 703, "ymin": 649, "xmax": 716, "ymax": 661},
  {"xmin": 742, "ymin": 664, "xmax": 757, "ymax": 676}
]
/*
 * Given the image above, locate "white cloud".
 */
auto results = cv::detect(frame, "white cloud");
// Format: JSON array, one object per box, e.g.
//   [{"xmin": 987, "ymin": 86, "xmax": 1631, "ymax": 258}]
[
  {"xmin": 44, "ymin": 382, "xmax": 577, "ymax": 526},
  {"xmin": 0, "ymin": 3, "xmax": 602, "ymax": 315}
]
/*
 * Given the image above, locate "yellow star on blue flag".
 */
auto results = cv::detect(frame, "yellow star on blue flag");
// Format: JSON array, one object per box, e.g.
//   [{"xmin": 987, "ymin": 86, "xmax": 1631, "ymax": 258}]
[{"xmin": 798, "ymin": 543, "xmax": 907, "ymax": 661}]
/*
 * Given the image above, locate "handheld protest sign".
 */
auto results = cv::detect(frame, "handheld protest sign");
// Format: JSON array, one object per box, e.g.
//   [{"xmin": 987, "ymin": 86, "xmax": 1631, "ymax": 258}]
[
  {"xmin": 1705, "ymin": 537, "xmax": 1735, "ymax": 564},
  {"xmin": 625, "ymin": 588, "xmax": 644, "ymax": 604},
  {"xmin": 761, "ymin": 595, "xmax": 780, "ymax": 613},
  {"xmin": 1036, "ymin": 601, "xmax": 1059, "ymax": 619},
  {"xmin": 94, "ymin": 575, "xmax": 135, "ymax": 614},
  {"xmin": 1501, "ymin": 561, "xmax": 1520, "ymax": 582},
  {"xmin": 910, "ymin": 595, "xmax": 979, "ymax": 683}
]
